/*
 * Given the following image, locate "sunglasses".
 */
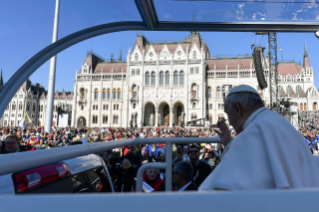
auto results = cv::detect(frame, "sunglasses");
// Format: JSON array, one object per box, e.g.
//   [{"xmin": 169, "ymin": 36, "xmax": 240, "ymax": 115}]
[{"xmin": 189, "ymin": 150, "xmax": 198, "ymax": 154}]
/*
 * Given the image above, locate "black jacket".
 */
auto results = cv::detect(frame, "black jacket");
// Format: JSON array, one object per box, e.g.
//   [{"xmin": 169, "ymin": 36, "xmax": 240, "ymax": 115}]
[{"xmin": 191, "ymin": 160, "xmax": 212, "ymax": 187}]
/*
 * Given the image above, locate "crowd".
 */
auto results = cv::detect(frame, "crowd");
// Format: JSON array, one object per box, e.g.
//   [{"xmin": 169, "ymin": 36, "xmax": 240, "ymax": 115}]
[
  {"xmin": 1, "ymin": 85, "xmax": 319, "ymax": 192},
  {"xmin": 298, "ymin": 111, "xmax": 319, "ymax": 154},
  {"xmin": 0, "ymin": 125, "xmax": 227, "ymax": 192}
]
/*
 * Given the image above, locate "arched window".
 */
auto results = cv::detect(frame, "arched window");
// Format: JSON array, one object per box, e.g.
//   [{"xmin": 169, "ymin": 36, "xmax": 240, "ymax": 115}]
[
  {"xmin": 107, "ymin": 88, "xmax": 110, "ymax": 99},
  {"xmin": 12, "ymin": 103, "xmax": 16, "ymax": 111},
  {"xmin": 179, "ymin": 71, "xmax": 184, "ymax": 85},
  {"xmin": 81, "ymin": 105, "xmax": 84, "ymax": 110},
  {"xmin": 113, "ymin": 88, "xmax": 116, "ymax": 99},
  {"xmin": 217, "ymin": 86, "xmax": 221, "ymax": 99},
  {"xmin": 296, "ymin": 85, "xmax": 301, "ymax": 94},
  {"xmin": 193, "ymin": 51, "xmax": 197, "ymax": 59},
  {"xmin": 133, "ymin": 103, "xmax": 136, "ymax": 109},
  {"xmin": 190, "ymin": 67, "xmax": 194, "ymax": 74},
  {"xmin": 94, "ymin": 89, "xmax": 98, "ymax": 100},
  {"xmin": 191, "ymin": 84, "xmax": 197, "ymax": 99},
  {"xmin": 131, "ymin": 69, "xmax": 135, "ymax": 76},
  {"xmin": 103, "ymin": 89, "xmax": 106, "ymax": 100},
  {"xmin": 40, "ymin": 105, "xmax": 43, "ymax": 111},
  {"xmin": 304, "ymin": 103, "xmax": 307, "ymax": 111},
  {"xmin": 80, "ymin": 88, "xmax": 85, "ymax": 99},
  {"xmin": 174, "ymin": 71, "xmax": 178, "ymax": 85},
  {"xmin": 26, "ymin": 103, "xmax": 30, "ymax": 111},
  {"xmin": 165, "ymin": 71, "xmax": 170, "ymax": 86},
  {"xmin": 117, "ymin": 88, "xmax": 121, "ymax": 99},
  {"xmin": 151, "ymin": 71, "xmax": 156, "ymax": 86},
  {"xmin": 135, "ymin": 53, "xmax": 139, "ymax": 61},
  {"xmin": 313, "ymin": 102, "xmax": 317, "ymax": 110},
  {"xmin": 159, "ymin": 71, "xmax": 164, "ymax": 86},
  {"xmin": 145, "ymin": 72, "xmax": 150, "ymax": 86},
  {"xmin": 209, "ymin": 114, "xmax": 213, "ymax": 124},
  {"xmin": 136, "ymin": 69, "xmax": 140, "ymax": 75},
  {"xmin": 19, "ymin": 102, "xmax": 23, "ymax": 110},
  {"xmin": 103, "ymin": 115, "xmax": 108, "ymax": 124},
  {"xmin": 32, "ymin": 103, "xmax": 35, "ymax": 112},
  {"xmin": 132, "ymin": 85, "xmax": 137, "ymax": 98},
  {"xmin": 207, "ymin": 87, "xmax": 211, "ymax": 98},
  {"xmin": 286, "ymin": 85, "xmax": 292, "ymax": 95}
]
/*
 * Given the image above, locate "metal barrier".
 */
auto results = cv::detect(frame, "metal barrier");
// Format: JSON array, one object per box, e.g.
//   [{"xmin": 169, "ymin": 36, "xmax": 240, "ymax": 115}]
[{"xmin": 0, "ymin": 137, "xmax": 221, "ymax": 192}]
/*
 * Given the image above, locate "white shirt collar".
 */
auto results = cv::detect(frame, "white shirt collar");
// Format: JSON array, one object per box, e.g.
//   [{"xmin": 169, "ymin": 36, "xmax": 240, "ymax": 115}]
[
  {"xmin": 243, "ymin": 107, "xmax": 268, "ymax": 130},
  {"xmin": 178, "ymin": 181, "xmax": 192, "ymax": 192}
]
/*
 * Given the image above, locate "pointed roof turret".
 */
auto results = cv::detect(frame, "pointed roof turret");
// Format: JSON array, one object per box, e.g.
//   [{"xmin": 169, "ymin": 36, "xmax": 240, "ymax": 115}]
[
  {"xmin": 293, "ymin": 53, "xmax": 295, "ymax": 63},
  {"xmin": 303, "ymin": 40, "xmax": 310, "ymax": 68},
  {"xmin": 118, "ymin": 48, "xmax": 122, "ymax": 61},
  {"xmin": 0, "ymin": 69, "xmax": 3, "ymax": 87},
  {"xmin": 304, "ymin": 40, "xmax": 308, "ymax": 57}
]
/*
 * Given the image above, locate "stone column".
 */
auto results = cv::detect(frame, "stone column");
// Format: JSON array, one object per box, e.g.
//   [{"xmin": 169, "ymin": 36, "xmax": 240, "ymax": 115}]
[
  {"xmin": 169, "ymin": 105, "xmax": 173, "ymax": 127},
  {"xmin": 155, "ymin": 108, "xmax": 158, "ymax": 127}
]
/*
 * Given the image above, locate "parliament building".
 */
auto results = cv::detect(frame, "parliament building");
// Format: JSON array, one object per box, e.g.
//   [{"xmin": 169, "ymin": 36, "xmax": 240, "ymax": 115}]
[{"xmin": 1, "ymin": 32, "xmax": 318, "ymax": 128}]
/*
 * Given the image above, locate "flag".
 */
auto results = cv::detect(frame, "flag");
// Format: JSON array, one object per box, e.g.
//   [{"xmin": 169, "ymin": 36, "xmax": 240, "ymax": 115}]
[
  {"xmin": 279, "ymin": 47, "xmax": 282, "ymax": 51},
  {"xmin": 110, "ymin": 54, "xmax": 114, "ymax": 58},
  {"xmin": 19, "ymin": 119, "xmax": 27, "ymax": 130},
  {"xmin": 24, "ymin": 113, "xmax": 32, "ymax": 124}
]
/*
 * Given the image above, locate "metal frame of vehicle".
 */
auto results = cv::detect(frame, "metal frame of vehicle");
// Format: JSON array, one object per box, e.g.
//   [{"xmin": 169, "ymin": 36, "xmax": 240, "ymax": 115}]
[
  {"xmin": 0, "ymin": 0, "xmax": 318, "ymax": 121},
  {"xmin": 0, "ymin": 137, "xmax": 221, "ymax": 192}
]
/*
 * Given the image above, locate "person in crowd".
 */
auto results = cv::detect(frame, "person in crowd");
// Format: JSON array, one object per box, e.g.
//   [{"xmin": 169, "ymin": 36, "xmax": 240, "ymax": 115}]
[
  {"xmin": 115, "ymin": 158, "xmax": 136, "ymax": 192},
  {"xmin": 172, "ymin": 161, "xmax": 197, "ymax": 191},
  {"xmin": 188, "ymin": 143, "xmax": 212, "ymax": 187},
  {"xmin": 1, "ymin": 134, "xmax": 28, "ymax": 154},
  {"xmin": 199, "ymin": 85, "xmax": 319, "ymax": 191},
  {"xmin": 142, "ymin": 169, "xmax": 165, "ymax": 192}
]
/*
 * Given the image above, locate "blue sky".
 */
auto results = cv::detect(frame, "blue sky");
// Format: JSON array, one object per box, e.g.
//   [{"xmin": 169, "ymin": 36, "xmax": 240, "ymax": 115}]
[{"xmin": 0, "ymin": 0, "xmax": 318, "ymax": 92}]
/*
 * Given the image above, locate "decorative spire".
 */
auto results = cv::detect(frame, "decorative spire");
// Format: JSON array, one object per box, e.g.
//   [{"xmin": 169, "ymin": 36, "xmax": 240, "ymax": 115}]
[
  {"xmin": 62, "ymin": 87, "xmax": 64, "ymax": 93},
  {"xmin": 293, "ymin": 53, "xmax": 295, "ymax": 63},
  {"xmin": 266, "ymin": 42, "xmax": 269, "ymax": 58},
  {"xmin": 304, "ymin": 40, "xmax": 308, "ymax": 57},
  {"xmin": 118, "ymin": 48, "xmax": 122, "ymax": 61},
  {"xmin": 0, "ymin": 69, "xmax": 3, "ymax": 86},
  {"xmin": 193, "ymin": 9, "xmax": 195, "ymax": 22}
]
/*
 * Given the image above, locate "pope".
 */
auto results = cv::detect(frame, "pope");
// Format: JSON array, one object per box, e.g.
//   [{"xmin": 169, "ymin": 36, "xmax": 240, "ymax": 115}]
[{"xmin": 199, "ymin": 85, "xmax": 319, "ymax": 190}]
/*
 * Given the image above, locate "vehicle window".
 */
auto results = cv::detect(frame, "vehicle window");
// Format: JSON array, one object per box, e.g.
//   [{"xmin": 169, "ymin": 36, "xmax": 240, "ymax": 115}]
[{"xmin": 72, "ymin": 167, "xmax": 112, "ymax": 193}]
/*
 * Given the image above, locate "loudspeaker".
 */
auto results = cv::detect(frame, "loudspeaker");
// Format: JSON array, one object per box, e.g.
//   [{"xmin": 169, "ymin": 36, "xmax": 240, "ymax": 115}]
[{"xmin": 253, "ymin": 47, "xmax": 268, "ymax": 90}]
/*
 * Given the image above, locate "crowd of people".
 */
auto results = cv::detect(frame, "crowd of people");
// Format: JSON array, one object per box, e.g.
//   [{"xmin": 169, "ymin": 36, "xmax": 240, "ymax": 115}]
[
  {"xmin": 298, "ymin": 111, "xmax": 319, "ymax": 154},
  {"xmin": 1, "ymin": 85, "xmax": 319, "ymax": 192},
  {"xmin": 0, "ymin": 125, "xmax": 226, "ymax": 192}
]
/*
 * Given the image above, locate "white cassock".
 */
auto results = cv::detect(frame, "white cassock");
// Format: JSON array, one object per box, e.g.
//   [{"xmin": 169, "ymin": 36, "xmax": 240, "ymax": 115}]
[{"xmin": 199, "ymin": 107, "xmax": 319, "ymax": 190}]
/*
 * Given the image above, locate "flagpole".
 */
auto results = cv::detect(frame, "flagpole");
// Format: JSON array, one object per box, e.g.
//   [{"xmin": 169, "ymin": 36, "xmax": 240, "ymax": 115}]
[{"xmin": 45, "ymin": 0, "xmax": 60, "ymax": 133}]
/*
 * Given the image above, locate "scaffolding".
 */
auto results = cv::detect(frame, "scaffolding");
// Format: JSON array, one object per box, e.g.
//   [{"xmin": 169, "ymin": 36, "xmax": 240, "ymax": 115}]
[{"xmin": 268, "ymin": 33, "xmax": 279, "ymax": 111}]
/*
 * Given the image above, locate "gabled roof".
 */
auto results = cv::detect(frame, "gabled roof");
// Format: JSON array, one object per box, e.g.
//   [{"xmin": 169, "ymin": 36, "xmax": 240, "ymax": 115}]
[
  {"xmin": 95, "ymin": 62, "xmax": 127, "ymax": 74},
  {"xmin": 81, "ymin": 52, "xmax": 105, "ymax": 73},
  {"xmin": 206, "ymin": 57, "xmax": 252, "ymax": 70},
  {"xmin": 277, "ymin": 62, "xmax": 300, "ymax": 75}
]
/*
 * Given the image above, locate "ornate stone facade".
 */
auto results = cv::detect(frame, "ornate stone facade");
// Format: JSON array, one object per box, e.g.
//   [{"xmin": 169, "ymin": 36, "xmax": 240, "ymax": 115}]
[{"xmin": 72, "ymin": 32, "xmax": 318, "ymax": 128}]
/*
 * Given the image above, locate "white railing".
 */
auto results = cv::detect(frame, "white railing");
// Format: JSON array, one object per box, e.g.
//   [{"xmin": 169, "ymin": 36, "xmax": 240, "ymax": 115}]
[{"xmin": 0, "ymin": 137, "xmax": 221, "ymax": 192}]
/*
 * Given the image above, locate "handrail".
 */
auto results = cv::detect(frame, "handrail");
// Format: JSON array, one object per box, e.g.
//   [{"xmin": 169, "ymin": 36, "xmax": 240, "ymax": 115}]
[{"xmin": 0, "ymin": 137, "xmax": 221, "ymax": 189}]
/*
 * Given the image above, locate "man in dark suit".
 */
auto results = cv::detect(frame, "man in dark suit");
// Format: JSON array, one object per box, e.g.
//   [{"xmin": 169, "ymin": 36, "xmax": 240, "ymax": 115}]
[{"xmin": 173, "ymin": 161, "xmax": 198, "ymax": 192}]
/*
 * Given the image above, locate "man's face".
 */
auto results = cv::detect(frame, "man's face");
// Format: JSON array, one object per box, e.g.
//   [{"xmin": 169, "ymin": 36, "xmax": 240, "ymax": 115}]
[
  {"xmin": 224, "ymin": 103, "xmax": 243, "ymax": 134},
  {"xmin": 5, "ymin": 137, "xmax": 19, "ymax": 153},
  {"xmin": 188, "ymin": 147, "xmax": 200, "ymax": 160}
]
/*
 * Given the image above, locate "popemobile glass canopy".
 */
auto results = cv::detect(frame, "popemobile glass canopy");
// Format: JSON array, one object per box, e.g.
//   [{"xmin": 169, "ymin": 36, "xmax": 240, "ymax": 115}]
[
  {"xmin": 155, "ymin": 0, "xmax": 319, "ymax": 23},
  {"xmin": 0, "ymin": 0, "xmax": 318, "ymax": 121}
]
